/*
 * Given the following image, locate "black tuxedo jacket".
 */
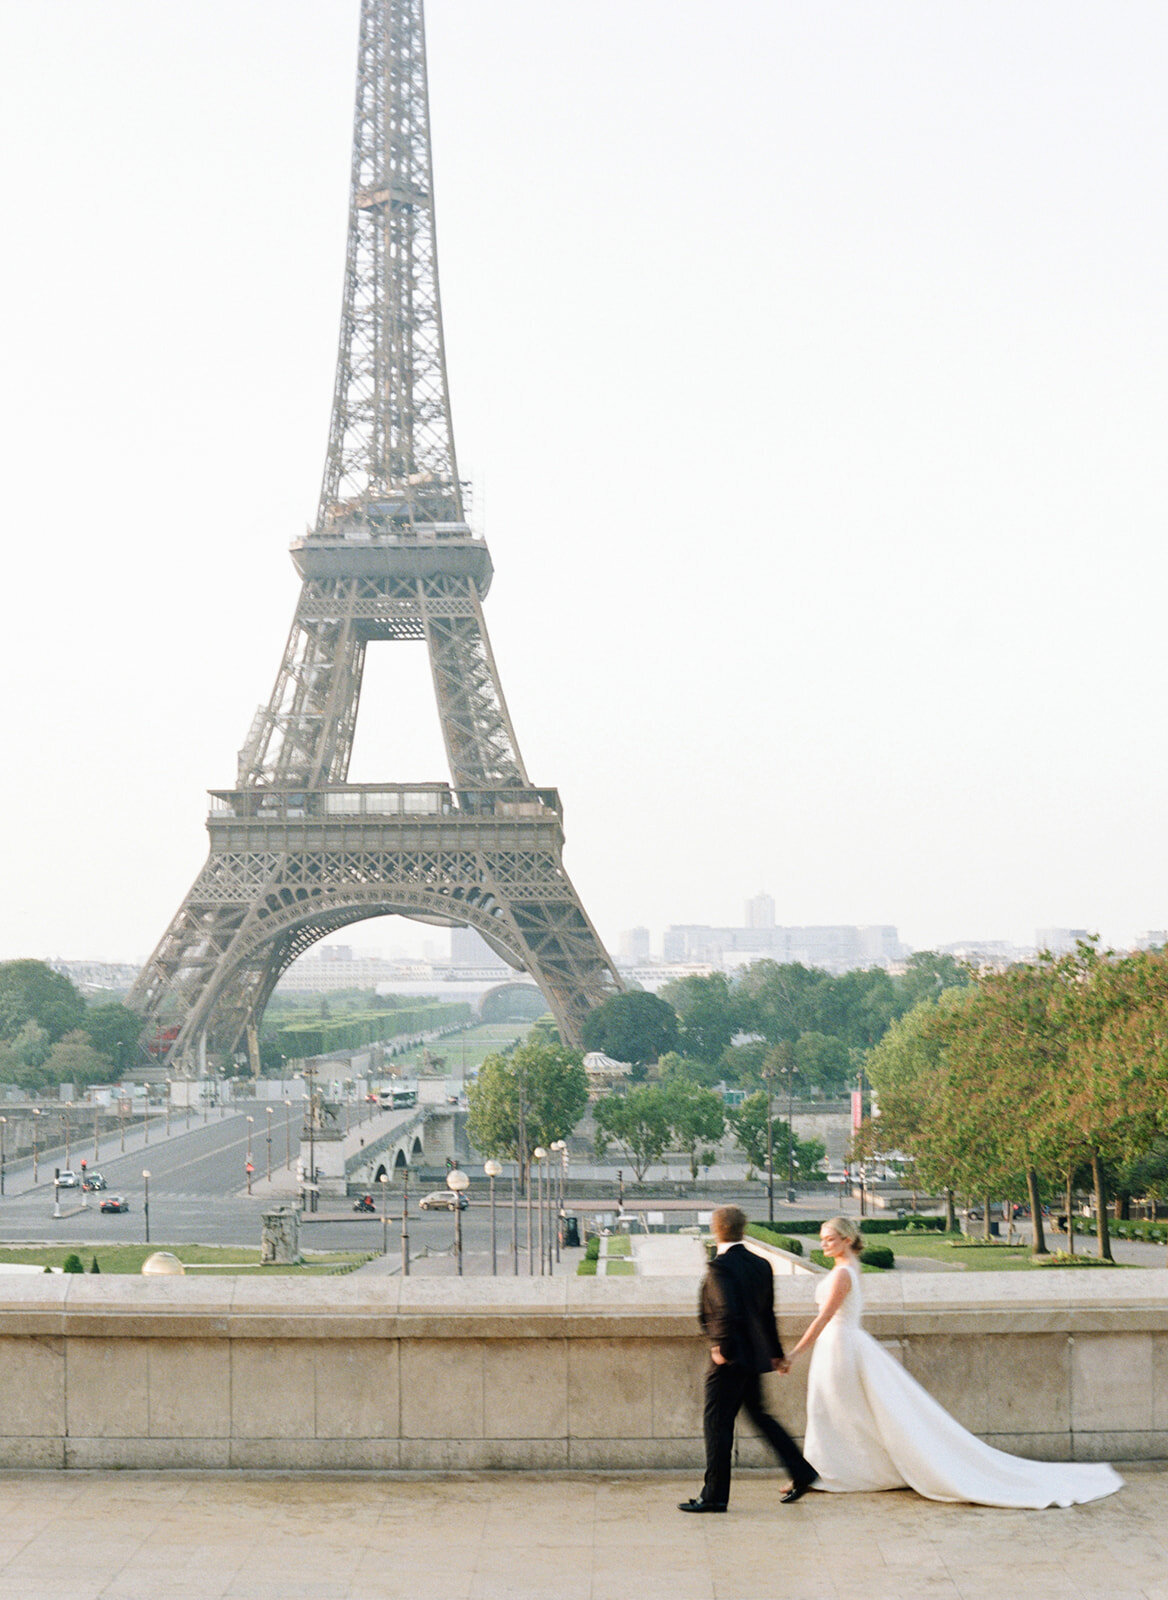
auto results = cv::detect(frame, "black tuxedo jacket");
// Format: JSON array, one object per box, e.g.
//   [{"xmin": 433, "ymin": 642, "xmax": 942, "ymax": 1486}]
[{"xmin": 699, "ymin": 1241, "xmax": 784, "ymax": 1374}]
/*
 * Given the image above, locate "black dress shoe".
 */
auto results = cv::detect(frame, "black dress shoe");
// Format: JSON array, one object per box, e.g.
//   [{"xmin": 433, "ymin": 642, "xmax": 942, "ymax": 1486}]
[
  {"xmin": 678, "ymin": 1498, "xmax": 727, "ymax": 1513},
  {"xmin": 780, "ymin": 1475, "xmax": 818, "ymax": 1503}
]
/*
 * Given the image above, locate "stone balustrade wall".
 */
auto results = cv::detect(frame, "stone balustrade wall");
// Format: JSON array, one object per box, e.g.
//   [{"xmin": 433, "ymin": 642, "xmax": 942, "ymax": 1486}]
[{"xmin": 0, "ymin": 1271, "xmax": 1164, "ymax": 1471}]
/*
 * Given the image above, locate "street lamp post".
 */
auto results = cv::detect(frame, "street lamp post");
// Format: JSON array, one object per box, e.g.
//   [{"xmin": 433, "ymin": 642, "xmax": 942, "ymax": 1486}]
[
  {"xmin": 379, "ymin": 1172, "xmax": 390, "ymax": 1256},
  {"xmin": 305, "ymin": 1066, "xmax": 318, "ymax": 1213},
  {"xmin": 32, "ymin": 1108, "xmax": 40, "ymax": 1184},
  {"xmin": 533, "ymin": 1148, "xmax": 547, "ymax": 1276},
  {"xmin": 484, "ymin": 1160, "xmax": 502, "ymax": 1276},
  {"xmin": 762, "ymin": 1062, "xmax": 775, "ymax": 1227},
  {"xmin": 142, "ymin": 1170, "xmax": 151, "ymax": 1243},
  {"xmin": 550, "ymin": 1140, "xmax": 566, "ymax": 1265},
  {"xmin": 266, "ymin": 1106, "xmax": 273, "ymax": 1183},
  {"xmin": 446, "ymin": 1166, "xmax": 470, "ymax": 1276},
  {"xmin": 400, "ymin": 1167, "xmax": 410, "ymax": 1277},
  {"xmin": 511, "ymin": 1166, "xmax": 518, "ymax": 1276},
  {"xmin": 246, "ymin": 1116, "xmax": 254, "ymax": 1196}
]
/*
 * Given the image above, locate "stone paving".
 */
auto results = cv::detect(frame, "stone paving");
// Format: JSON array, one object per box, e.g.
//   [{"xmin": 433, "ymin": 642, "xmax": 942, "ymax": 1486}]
[{"xmin": 0, "ymin": 1465, "xmax": 1163, "ymax": 1600}]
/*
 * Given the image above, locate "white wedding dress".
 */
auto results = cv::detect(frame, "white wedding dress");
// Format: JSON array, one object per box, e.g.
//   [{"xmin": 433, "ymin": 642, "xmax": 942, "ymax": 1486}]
[{"xmin": 802, "ymin": 1259, "xmax": 1123, "ymax": 1508}]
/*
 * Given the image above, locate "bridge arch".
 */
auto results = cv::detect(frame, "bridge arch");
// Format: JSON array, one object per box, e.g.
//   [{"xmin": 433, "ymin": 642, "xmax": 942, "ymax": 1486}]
[{"xmin": 479, "ymin": 980, "xmax": 547, "ymax": 1024}]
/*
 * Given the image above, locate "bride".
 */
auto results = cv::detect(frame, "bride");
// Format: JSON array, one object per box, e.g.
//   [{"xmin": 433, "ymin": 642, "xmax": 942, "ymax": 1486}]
[{"xmin": 783, "ymin": 1215, "xmax": 1123, "ymax": 1508}]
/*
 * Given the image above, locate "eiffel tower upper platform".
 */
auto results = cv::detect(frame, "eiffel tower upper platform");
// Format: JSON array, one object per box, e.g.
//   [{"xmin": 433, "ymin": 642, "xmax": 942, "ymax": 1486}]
[{"xmin": 129, "ymin": 0, "xmax": 621, "ymax": 1070}]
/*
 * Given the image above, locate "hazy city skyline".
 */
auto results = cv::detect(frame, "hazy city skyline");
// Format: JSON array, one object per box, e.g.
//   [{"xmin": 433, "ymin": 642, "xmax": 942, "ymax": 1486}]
[{"xmin": 3, "ymin": 2, "xmax": 1168, "ymax": 968}]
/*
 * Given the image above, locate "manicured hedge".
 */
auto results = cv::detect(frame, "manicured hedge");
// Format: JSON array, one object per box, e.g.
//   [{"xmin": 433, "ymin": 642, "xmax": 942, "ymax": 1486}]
[
  {"xmin": 1070, "ymin": 1216, "xmax": 1168, "ymax": 1244},
  {"xmin": 809, "ymin": 1244, "xmax": 896, "ymax": 1270},
  {"xmin": 271, "ymin": 1000, "xmax": 472, "ymax": 1058},
  {"xmin": 746, "ymin": 1223, "xmax": 804, "ymax": 1256},
  {"xmin": 754, "ymin": 1215, "xmax": 948, "ymax": 1237}
]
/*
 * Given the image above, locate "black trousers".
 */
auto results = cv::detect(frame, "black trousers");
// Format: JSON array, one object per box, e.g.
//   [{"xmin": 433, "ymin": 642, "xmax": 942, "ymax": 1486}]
[{"xmin": 701, "ymin": 1360, "xmax": 814, "ymax": 1507}]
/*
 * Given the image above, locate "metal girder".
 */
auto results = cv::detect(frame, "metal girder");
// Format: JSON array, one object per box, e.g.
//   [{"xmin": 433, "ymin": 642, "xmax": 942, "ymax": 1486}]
[
  {"xmin": 129, "ymin": 0, "xmax": 621, "ymax": 1066},
  {"xmin": 132, "ymin": 818, "xmax": 620, "ymax": 1061},
  {"xmin": 317, "ymin": 0, "xmax": 460, "ymax": 532}
]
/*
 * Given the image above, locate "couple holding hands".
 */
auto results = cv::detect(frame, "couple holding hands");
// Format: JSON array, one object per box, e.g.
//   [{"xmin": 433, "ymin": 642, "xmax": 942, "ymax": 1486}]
[{"xmin": 680, "ymin": 1206, "xmax": 1122, "ymax": 1514}]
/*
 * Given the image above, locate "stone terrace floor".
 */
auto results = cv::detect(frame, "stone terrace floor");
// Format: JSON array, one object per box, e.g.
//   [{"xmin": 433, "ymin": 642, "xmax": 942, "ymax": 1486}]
[{"xmin": 1, "ymin": 1465, "xmax": 1165, "ymax": 1600}]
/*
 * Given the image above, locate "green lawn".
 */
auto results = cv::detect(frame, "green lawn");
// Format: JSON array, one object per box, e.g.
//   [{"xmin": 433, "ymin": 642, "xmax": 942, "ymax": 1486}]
[
  {"xmin": 884, "ymin": 1233, "xmax": 1122, "ymax": 1271},
  {"xmin": 603, "ymin": 1259, "xmax": 636, "ymax": 1275},
  {"xmin": 391, "ymin": 1022, "xmax": 530, "ymax": 1076},
  {"xmin": 0, "ymin": 1244, "xmax": 372, "ymax": 1276},
  {"xmin": 605, "ymin": 1235, "xmax": 632, "ymax": 1258}
]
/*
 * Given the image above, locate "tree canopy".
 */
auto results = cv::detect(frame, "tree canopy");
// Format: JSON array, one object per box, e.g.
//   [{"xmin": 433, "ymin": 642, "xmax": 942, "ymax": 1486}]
[
  {"xmin": 862, "ymin": 943, "xmax": 1168, "ymax": 1258},
  {"xmin": 0, "ymin": 961, "xmax": 139, "ymax": 1093},
  {"xmin": 465, "ymin": 1037, "xmax": 588, "ymax": 1184},
  {"xmin": 580, "ymin": 990, "xmax": 678, "ymax": 1067}
]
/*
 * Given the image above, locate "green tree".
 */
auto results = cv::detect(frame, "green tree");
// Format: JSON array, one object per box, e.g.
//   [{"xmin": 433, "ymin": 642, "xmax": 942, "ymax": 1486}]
[
  {"xmin": 862, "ymin": 996, "xmax": 967, "ymax": 1228},
  {"xmin": 792, "ymin": 1030, "xmax": 852, "ymax": 1096},
  {"xmin": 41, "ymin": 1030, "xmax": 112, "ymax": 1094},
  {"xmin": 729, "ymin": 1092, "xmax": 825, "ymax": 1180},
  {"xmin": 82, "ymin": 1002, "xmax": 142, "ymax": 1071},
  {"xmin": 0, "ymin": 960, "xmax": 86, "ymax": 1044},
  {"xmin": 896, "ymin": 951, "xmax": 972, "ymax": 1010},
  {"xmin": 581, "ymin": 990, "xmax": 678, "ymax": 1067},
  {"xmin": 593, "ymin": 1084, "xmax": 673, "ymax": 1182},
  {"xmin": 466, "ymin": 1037, "xmax": 588, "ymax": 1187},
  {"xmin": 661, "ymin": 1078, "xmax": 725, "ymax": 1181},
  {"xmin": 657, "ymin": 1050, "xmax": 722, "ymax": 1089},
  {"xmin": 736, "ymin": 961, "xmax": 820, "ymax": 1045},
  {"xmin": 660, "ymin": 972, "xmax": 739, "ymax": 1063}
]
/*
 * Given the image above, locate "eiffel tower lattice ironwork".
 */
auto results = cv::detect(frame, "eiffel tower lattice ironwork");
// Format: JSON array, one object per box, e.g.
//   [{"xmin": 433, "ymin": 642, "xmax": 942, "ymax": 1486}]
[{"xmin": 129, "ymin": 0, "xmax": 620, "ymax": 1069}]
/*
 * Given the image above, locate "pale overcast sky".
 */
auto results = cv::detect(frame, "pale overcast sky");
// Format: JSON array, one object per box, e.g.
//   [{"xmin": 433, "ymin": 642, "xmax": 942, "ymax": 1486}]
[{"xmin": 2, "ymin": 0, "xmax": 1167, "ymax": 965}]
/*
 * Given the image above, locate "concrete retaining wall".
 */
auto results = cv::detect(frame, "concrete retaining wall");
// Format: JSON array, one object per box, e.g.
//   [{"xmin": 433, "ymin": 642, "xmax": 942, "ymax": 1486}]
[{"xmin": 0, "ymin": 1271, "xmax": 1164, "ymax": 1470}]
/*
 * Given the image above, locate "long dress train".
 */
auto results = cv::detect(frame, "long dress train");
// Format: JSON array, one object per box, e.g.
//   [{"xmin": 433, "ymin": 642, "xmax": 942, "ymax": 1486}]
[{"xmin": 802, "ymin": 1259, "xmax": 1123, "ymax": 1508}]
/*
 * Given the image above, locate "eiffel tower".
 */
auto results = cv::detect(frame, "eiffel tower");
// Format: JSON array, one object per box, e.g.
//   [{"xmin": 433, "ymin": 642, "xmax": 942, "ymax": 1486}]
[{"xmin": 129, "ymin": 0, "xmax": 620, "ymax": 1070}]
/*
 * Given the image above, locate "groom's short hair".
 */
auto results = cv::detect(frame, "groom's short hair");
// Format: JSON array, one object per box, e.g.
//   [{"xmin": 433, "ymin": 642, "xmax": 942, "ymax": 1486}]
[{"xmin": 711, "ymin": 1205, "xmax": 746, "ymax": 1242}]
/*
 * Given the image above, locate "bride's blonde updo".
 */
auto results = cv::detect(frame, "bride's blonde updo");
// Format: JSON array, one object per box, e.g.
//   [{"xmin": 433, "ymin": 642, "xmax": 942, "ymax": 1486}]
[{"xmin": 823, "ymin": 1215, "xmax": 863, "ymax": 1252}]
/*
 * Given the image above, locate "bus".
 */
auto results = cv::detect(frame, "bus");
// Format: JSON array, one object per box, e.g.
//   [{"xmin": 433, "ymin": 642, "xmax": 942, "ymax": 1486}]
[{"xmin": 379, "ymin": 1086, "xmax": 418, "ymax": 1110}]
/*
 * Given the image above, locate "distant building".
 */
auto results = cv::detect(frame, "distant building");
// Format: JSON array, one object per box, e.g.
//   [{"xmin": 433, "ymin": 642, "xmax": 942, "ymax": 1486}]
[
  {"xmin": 1134, "ymin": 931, "xmax": 1168, "ymax": 952},
  {"xmin": 662, "ymin": 921, "xmax": 904, "ymax": 974},
  {"xmin": 744, "ymin": 892, "xmax": 775, "ymax": 931},
  {"xmin": 619, "ymin": 927, "xmax": 651, "ymax": 962},
  {"xmin": 449, "ymin": 927, "xmax": 507, "ymax": 970},
  {"xmin": 936, "ymin": 939, "xmax": 1028, "ymax": 970},
  {"xmin": 49, "ymin": 960, "xmax": 140, "ymax": 993},
  {"xmin": 1035, "ymin": 928, "xmax": 1093, "ymax": 955},
  {"xmin": 276, "ymin": 945, "xmax": 405, "ymax": 993}
]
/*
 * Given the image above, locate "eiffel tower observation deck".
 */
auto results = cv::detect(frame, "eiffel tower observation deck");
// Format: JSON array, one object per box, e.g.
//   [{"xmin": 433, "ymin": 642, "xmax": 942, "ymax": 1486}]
[{"xmin": 129, "ymin": 0, "xmax": 621, "ymax": 1072}]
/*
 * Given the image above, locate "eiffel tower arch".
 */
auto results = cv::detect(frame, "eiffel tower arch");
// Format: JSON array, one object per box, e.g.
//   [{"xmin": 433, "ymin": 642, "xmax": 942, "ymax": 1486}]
[{"xmin": 129, "ymin": 0, "xmax": 621, "ymax": 1069}]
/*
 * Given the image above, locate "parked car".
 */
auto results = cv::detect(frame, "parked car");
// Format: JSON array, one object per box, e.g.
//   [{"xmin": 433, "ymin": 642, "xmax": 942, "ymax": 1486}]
[
  {"xmin": 99, "ymin": 1195, "xmax": 129, "ymax": 1214},
  {"xmin": 56, "ymin": 1170, "xmax": 80, "ymax": 1188},
  {"xmin": 418, "ymin": 1190, "xmax": 468, "ymax": 1212}
]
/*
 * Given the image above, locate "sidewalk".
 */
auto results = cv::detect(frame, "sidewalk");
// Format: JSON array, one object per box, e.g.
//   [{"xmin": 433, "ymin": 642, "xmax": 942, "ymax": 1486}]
[{"xmin": 0, "ymin": 1465, "xmax": 1161, "ymax": 1600}]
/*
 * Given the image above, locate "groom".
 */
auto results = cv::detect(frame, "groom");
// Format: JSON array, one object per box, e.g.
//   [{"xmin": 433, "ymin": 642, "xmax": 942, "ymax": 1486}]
[{"xmin": 679, "ymin": 1205, "xmax": 818, "ymax": 1513}]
